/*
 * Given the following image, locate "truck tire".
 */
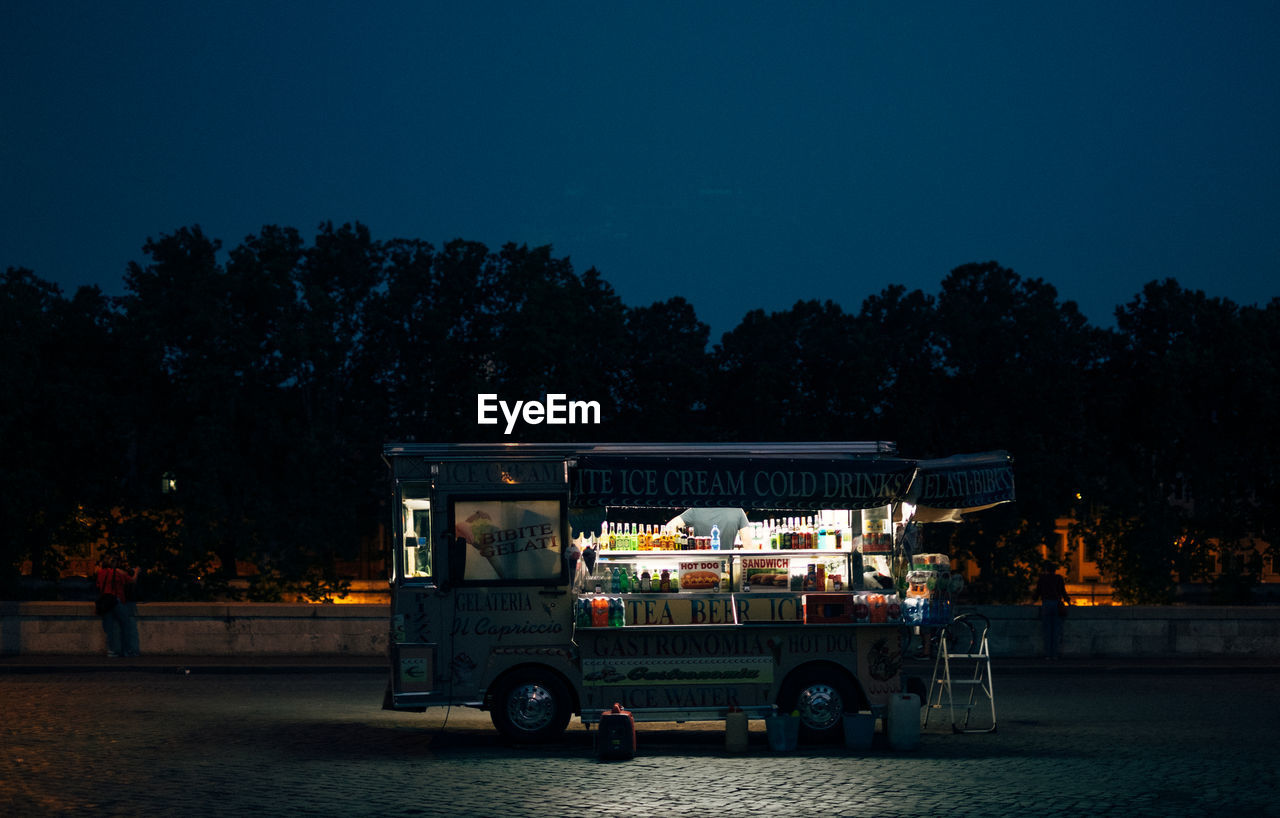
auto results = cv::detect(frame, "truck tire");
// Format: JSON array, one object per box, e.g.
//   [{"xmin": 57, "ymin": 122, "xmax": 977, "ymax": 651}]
[
  {"xmin": 489, "ymin": 669, "xmax": 571, "ymax": 744},
  {"xmin": 779, "ymin": 668, "xmax": 858, "ymax": 744}
]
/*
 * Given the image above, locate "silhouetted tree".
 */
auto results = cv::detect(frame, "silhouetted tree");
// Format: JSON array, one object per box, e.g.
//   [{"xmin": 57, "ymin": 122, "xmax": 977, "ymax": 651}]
[
  {"xmin": 1075, "ymin": 280, "xmax": 1274, "ymax": 602},
  {"xmin": 484, "ymin": 244, "xmax": 630, "ymax": 441},
  {"xmin": 853, "ymin": 284, "xmax": 943, "ymax": 446},
  {"xmin": 924, "ymin": 262, "xmax": 1105, "ymax": 602},
  {"xmin": 7, "ymin": 219, "xmax": 1277, "ymax": 607},
  {"xmin": 614, "ymin": 296, "xmax": 711, "ymax": 440},
  {"xmin": 710, "ymin": 300, "xmax": 871, "ymax": 440},
  {"xmin": 0, "ymin": 269, "xmax": 133, "ymax": 594}
]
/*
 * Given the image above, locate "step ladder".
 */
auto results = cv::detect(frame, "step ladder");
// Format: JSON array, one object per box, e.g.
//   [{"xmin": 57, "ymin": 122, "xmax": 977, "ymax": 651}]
[{"xmin": 924, "ymin": 612, "xmax": 996, "ymax": 733}]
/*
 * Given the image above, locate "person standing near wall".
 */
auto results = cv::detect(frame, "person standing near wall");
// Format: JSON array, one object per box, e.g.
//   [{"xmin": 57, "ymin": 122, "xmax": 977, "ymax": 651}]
[
  {"xmin": 1035, "ymin": 563, "xmax": 1071, "ymax": 660},
  {"xmin": 94, "ymin": 556, "xmax": 140, "ymax": 658},
  {"xmin": 117, "ymin": 556, "xmax": 141, "ymax": 657}
]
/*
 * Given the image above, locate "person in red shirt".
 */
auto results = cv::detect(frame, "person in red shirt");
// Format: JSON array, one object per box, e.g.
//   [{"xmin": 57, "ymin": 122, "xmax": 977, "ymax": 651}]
[{"xmin": 94, "ymin": 556, "xmax": 140, "ymax": 657}]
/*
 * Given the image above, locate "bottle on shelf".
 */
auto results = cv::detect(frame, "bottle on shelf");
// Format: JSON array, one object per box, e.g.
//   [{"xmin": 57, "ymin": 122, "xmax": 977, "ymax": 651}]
[{"xmin": 591, "ymin": 596, "xmax": 609, "ymax": 627}]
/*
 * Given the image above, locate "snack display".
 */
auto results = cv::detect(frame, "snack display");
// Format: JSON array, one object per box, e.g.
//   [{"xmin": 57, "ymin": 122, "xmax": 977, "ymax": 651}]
[
  {"xmin": 741, "ymin": 556, "xmax": 791, "ymax": 590},
  {"xmin": 678, "ymin": 558, "xmax": 727, "ymax": 591}
]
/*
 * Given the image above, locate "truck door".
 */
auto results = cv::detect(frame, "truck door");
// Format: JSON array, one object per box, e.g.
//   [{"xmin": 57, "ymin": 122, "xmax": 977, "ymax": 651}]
[{"xmin": 388, "ymin": 480, "xmax": 451, "ymax": 707}]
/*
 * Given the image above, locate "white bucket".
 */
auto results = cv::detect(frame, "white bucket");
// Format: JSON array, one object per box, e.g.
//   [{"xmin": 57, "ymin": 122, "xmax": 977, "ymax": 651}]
[
  {"xmin": 842, "ymin": 712, "xmax": 875, "ymax": 750},
  {"xmin": 886, "ymin": 693, "xmax": 920, "ymax": 751}
]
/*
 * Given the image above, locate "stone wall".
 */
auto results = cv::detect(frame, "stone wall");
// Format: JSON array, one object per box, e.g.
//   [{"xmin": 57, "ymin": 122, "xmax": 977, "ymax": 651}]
[
  {"xmin": 0, "ymin": 602, "xmax": 389, "ymax": 656},
  {"xmin": 965, "ymin": 604, "xmax": 1280, "ymax": 658},
  {"xmin": 3, "ymin": 601, "xmax": 1280, "ymax": 658}
]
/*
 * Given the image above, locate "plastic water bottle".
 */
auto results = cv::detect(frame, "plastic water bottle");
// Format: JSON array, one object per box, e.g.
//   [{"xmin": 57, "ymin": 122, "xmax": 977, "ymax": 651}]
[{"xmin": 711, "ymin": 524, "xmax": 721, "ymax": 550}]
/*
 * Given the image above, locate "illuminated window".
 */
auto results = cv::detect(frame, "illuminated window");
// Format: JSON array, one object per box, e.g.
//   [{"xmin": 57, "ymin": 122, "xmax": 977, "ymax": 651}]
[
  {"xmin": 451, "ymin": 496, "xmax": 567, "ymax": 585},
  {"xmin": 400, "ymin": 484, "xmax": 432, "ymax": 580}
]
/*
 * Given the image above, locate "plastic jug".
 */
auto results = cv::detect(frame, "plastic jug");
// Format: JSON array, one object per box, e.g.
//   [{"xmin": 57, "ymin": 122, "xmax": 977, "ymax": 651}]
[
  {"xmin": 725, "ymin": 705, "xmax": 749, "ymax": 753},
  {"xmin": 887, "ymin": 693, "xmax": 920, "ymax": 751},
  {"xmin": 597, "ymin": 702, "xmax": 636, "ymax": 760},
  {"xmin": 843, "ymin": 712, "xmax": 875, "ymax": 750}
]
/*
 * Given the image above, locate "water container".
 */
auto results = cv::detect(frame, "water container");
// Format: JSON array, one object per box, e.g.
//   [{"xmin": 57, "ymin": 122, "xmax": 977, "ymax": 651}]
[
  {"xmin": 765, "ymin": 713, "xmax": 800, "ymax": 752},
  {"xmin": 842, "ymin": 712, "xmax": 875, "ymax": 750},
  {"xmin": 597, "ymin": 702, "xmax": 636, "ymax": 760},
  {"xmin": 886, "ymin": 693, "xmax": 920, "ymax": 751},
  {"xmin": 725, "ymin": 706, "xmax": 749, "ymax": 753}
]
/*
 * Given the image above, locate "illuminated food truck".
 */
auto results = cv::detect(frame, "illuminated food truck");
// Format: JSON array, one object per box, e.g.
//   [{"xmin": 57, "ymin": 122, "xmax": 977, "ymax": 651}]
[{"xmin": 383, "ymin": 442, "xmax": 1013, "ymax": 743}]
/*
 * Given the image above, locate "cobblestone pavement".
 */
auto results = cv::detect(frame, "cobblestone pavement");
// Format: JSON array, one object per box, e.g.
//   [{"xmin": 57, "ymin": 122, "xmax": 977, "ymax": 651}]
[{"xmin": 2, "ymin": 666, "xmax": 1277, "ymax": 817}]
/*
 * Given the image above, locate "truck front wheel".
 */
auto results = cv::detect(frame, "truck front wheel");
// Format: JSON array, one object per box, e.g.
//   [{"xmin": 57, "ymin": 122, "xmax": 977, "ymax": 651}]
[
  {"xmin": 779, "ymin": 669, "xmax": 857, "ymax": 743},
  {"xmin": 489, "ymin": 670, "xmax": 571, "ymax": 744}
]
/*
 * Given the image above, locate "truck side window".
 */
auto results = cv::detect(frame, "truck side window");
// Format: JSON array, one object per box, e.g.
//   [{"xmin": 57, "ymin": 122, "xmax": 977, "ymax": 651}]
[
  {"xmin": 401, "ymin": 485, "xmax": 432, "ymax": 580},
  {"xmin": 453, "ymin": 496, "xmax": 565, "ymax": 584}
]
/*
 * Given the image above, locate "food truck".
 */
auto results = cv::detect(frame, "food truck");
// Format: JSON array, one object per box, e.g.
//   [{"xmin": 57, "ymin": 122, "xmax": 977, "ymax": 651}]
[{"xmin": 383, "ymin": 442, "xmax": 1014, "ymax": 743}]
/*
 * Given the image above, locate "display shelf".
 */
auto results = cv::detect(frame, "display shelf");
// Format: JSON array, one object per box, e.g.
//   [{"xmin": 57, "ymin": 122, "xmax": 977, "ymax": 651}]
[
  {"xmin": 584, "ymin": 548, "xmax": 864, "ymax": 594},
  {"xmin": 593, "ymin": 548, "xmax": 852, "ymax": 558}
]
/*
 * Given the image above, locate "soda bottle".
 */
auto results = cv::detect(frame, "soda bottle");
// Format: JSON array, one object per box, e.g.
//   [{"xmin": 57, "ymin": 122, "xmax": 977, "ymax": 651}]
[{"xmin": 591, "ymin": 596, "xmax": 609, "ymax": 627}]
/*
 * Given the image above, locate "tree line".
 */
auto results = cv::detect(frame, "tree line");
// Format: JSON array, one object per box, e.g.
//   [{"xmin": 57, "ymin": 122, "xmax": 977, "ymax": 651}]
[{"xmin": 3, "ymin": 222, "xmax": 1278, "ymax": 603}]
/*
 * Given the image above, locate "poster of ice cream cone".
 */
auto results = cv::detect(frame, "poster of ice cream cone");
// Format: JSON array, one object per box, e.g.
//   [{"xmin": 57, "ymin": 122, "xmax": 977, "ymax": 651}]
[{"xmin": 453, "ymin": 498, "xmax": 564, "ymax": 582}]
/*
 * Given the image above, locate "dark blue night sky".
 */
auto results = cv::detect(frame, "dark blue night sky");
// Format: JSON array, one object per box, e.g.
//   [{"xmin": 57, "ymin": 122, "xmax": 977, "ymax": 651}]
[{"xmin": 4, "ymin": 1, "xmax": 1277, "ymax": 337}]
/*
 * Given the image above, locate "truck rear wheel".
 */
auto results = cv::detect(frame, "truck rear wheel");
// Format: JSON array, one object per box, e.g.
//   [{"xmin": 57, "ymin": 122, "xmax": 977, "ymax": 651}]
[
  {"xmin": 779, "ymin": 669, "xmax": 857, "ymax": 743},
  {"xmin": 489, "ymin": 669, "xmax": 571, "ymax": 744}
]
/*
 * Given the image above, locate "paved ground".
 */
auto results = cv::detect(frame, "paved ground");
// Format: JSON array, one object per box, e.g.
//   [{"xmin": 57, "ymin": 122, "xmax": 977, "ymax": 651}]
[{"xmin": 2, "ymin": 658, "xmax": 1277, "ymax": 817}]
